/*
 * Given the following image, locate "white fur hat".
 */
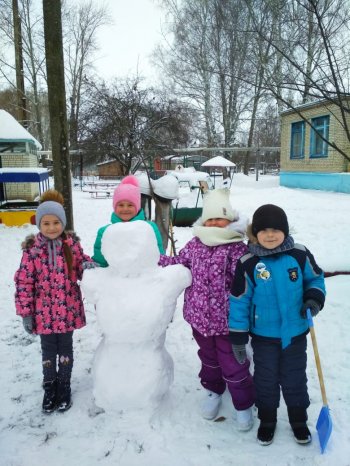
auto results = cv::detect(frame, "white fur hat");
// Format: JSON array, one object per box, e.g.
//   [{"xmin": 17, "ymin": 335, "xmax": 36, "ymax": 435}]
[{"xmin": 201, "ymin": 188, "xmax": 237, "ymax": 224}]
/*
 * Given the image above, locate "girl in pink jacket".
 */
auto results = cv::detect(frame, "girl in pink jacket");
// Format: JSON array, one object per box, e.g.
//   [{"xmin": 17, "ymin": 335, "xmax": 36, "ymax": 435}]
[{"xmin": 14, "ymin": 190, "xmax": 93, "ymax": 413}]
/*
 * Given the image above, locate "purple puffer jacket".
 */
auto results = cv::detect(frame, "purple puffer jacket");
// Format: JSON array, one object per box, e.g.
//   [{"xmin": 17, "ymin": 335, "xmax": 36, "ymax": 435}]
[
  {"xmin": 14, "ymin": 232, "xmax": 91, "ymax": 335},
  {"xmin": 159, "ymin": 237, "xmax": 248, "ymax": 337}
]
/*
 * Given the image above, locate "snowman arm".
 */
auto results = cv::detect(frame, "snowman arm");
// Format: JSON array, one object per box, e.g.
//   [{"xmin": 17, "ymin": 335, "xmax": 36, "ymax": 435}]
[
  {"xmin": 158, "ymin": 240, "xmax": 193, "ymax": 268},
  {"xmin": 161, "ymin": 265, "xmax": 192, "ymax": 295},
  {"xmin": 80, "ymin": 268, "xmax": 102, "ymax": 304}
]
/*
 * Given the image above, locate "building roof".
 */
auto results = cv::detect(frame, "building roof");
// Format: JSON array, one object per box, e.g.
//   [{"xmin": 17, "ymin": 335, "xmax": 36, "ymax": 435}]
[
  {"xmin": 0, "ymin": 109, "xmax": 42, "ymax": 149},
  {"xmin": 280, "ymin": 96, "xmax": 350, "ymax": 116}
]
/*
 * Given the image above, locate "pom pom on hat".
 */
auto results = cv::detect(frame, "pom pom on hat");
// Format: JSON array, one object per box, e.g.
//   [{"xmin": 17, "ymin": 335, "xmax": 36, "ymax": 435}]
[
  {"xmin": 201, "ymin": 188, "xmax": 237, "ymax": 224},
  {"xmin": 113, "ymin": 175, "xmax": 141, "ymax": 212},
  {"xmin": 252, "ymin": 204, "xmax": 289, "ymax": 237}
]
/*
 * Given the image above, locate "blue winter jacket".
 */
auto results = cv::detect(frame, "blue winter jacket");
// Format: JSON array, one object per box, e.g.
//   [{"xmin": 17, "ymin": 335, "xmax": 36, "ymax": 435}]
[{"xmin": 229, "ymin": 243, "xmax": 326, "ymax": 348}]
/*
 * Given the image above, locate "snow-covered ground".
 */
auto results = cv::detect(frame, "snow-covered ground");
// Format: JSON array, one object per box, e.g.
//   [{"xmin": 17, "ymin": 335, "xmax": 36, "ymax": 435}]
[{"xmin": 1, "ymin": 174, "xmax": 349, "ymax": 466}]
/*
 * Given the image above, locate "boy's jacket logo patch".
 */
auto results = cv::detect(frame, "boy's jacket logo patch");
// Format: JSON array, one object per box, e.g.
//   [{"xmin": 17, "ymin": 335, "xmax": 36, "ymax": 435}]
[
  {"xmin": 288, "ymin": 268, "xmax": 298, "ymax": 282},
  {"xmin": 255, "ymin": 262, "xmax": 271, "ymax": 281}
]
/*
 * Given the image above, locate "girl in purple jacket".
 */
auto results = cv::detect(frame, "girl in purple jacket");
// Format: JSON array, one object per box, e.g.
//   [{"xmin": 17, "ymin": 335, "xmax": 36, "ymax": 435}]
[
  {"xmin": 159, "ymin": 188, "xmax": 255, "ymax": 431},
  {"xmin": 14, "ymin": 190, "xmax": 93, "ymax": 414}
]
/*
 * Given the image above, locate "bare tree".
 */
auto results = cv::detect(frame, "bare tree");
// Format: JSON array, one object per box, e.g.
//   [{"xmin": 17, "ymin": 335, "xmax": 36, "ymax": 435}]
[
  {"xmin": 20, "ymin": 0, "xmax": 46, "ymax": 146},
  {"xmin": 80, "ymin": 77, "xmax": 194, "ymax": 174},
  {"xmin": 0, "ymin": 0, "xmax": 48, "ymax": 146},
  {"xmin": 245, "ymin": 0, "xmax": 350, "ymax": 162},
  {"xmin": 155, "ymin": 0, "xmax": 218, "ymax": 145},
  {"xmin": 155, "ymin": 0, "xmax": 264, "ymax": 152},
  {"xmin": 62, "ymin": 0, "xmax": 111, "ymax": 154},
  {"xmin": 12, "ymin": 0, "xmax": 30, "ymax": 127}
]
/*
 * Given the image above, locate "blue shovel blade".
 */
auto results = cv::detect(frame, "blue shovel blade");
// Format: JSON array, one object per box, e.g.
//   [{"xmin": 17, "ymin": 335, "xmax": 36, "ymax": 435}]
[{"xmin": 316, "ymin": 405, "xmax": 332, "ymax": 454}]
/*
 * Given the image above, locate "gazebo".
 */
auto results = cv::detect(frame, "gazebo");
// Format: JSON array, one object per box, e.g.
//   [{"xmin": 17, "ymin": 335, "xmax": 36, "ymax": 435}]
[{"xmin": 201, "ymin": 155, "xmax": 236, "ymax": 187}]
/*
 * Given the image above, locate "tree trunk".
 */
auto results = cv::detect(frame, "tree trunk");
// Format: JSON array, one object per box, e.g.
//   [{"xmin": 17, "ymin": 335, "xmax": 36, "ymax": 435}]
[
  {"xmin": 43, "ymin": 0, "xmax": 73, "ymax": 229},
  {"xmin": 12, "ymin": 0, "xmax": 28, "ymax": 127}
]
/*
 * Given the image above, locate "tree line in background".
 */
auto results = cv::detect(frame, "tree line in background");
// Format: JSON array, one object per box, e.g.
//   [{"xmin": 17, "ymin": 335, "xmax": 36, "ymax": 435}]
[
  {"xmin": 155, "ymin": 0, "xmax": 350, "ymax": 169},
  {"xmin": 0, "ymin": 0, "xmax": 350, "ymax": 176}
]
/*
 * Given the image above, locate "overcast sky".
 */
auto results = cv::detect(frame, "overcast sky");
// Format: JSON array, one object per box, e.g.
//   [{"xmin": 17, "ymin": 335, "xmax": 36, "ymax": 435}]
[{"xmin": 94, "ymin": 0, "xmax": 166, "ymax": 83}]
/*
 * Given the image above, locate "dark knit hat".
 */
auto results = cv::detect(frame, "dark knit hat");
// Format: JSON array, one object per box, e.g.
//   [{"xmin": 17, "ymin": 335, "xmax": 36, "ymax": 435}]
[{"xmin": 252, "ymin": 204, "xmax": 289, "ymax": 237}]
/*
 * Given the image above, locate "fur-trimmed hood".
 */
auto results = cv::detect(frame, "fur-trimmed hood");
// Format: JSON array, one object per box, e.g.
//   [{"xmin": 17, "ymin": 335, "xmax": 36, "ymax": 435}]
[{"xmin": 21, "ymin": 231, "xmax": 80, "ymax": 250}]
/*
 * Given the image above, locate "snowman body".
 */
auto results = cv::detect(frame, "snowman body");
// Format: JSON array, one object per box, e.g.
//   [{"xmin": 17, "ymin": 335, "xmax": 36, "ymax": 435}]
[{"xmin": 81, "ymin": 221, "xmax": 191, "ymax": 414}]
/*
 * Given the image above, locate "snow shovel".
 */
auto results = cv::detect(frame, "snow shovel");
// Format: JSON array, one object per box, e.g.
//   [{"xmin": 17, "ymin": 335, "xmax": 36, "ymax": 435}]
[{"xmin": 307, "ymin": 308, "xmax": 332, "ymax": 454}]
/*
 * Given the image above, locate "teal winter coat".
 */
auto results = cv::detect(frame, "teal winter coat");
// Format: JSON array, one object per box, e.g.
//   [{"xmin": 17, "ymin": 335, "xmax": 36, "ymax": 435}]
[{"xmin": 92, "ymin": 210, "xmax": 164, "ymax": 267}]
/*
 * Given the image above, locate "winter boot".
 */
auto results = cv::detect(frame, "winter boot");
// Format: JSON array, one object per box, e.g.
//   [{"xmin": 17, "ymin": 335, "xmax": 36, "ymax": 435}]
[
  {"xmin": 57, "ymin": 379, "xmax": 72, "ymax": 412},
  {"xmin": 287, "ymin": 407, "xmax": 311, "ymax": 444},
  {"xmin": 42, "ymin": 380, "xmax": 57, "ymax": 413},
  {"xmin": 236, "ymin": 407, "xmax": 254, "ymax": 431},
  {"xmin": 257, "ymin": 408, "xmax": 277, "ymax": 446},
  {"xmin": 200, "ymin": 390, "xmax": 222, "ymax": 420},
  {"xmin": 57, "ymin": 352, "xmax": 73, "ymax": 412}
]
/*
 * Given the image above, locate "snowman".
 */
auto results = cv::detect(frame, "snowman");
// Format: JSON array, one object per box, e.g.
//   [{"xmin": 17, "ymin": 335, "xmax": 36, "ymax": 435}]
[{"xmin": 81, "ymin": 221, "xmax": 191, "ymax": 416}]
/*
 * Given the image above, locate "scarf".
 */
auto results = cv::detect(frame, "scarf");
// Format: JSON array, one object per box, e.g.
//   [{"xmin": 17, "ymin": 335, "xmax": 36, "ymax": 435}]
[
  {"xmin": 248, "ymin": 235, "xmax": 295, "ymax": 257},
  {"xmin": 38, "ymin": 233, "xmax": 63, "ymax": 268},
  {"xmin": 193, "ymin": 225, "xmax": 244, "ymax": 246}
]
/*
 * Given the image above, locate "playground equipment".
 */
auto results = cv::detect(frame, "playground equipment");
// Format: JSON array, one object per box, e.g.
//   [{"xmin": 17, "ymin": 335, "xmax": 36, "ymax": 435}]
[{"xmin": 0, "ymin": 168, "xmax": 50, "ymax": 226}]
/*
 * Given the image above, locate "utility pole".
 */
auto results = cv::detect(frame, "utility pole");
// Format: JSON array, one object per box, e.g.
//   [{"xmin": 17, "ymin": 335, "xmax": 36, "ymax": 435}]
[{"xmin": 12, "ymin": 0, "xmax": 29, "ymax": 128}]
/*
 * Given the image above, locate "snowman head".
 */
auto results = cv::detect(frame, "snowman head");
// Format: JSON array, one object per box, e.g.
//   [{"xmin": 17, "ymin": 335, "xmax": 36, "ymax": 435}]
[{"xmin": 101, "ymin": 221, "xmax": 160, "ymax": 276}]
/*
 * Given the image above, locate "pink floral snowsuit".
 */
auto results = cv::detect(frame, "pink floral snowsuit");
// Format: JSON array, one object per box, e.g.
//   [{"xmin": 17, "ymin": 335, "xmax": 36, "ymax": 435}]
[{"xmin": 14, "ymin": 233, "xmax": 90, "ymax": 334}]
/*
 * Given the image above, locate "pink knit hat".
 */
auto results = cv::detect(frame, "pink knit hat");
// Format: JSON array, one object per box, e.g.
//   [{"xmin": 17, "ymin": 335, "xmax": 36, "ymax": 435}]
[{"xmin": 113, "ymin": 175, "xmax": 141, "ymax": 212}]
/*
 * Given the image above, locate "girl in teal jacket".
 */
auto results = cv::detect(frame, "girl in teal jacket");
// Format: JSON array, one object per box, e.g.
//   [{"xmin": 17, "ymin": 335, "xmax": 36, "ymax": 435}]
[{"xmin": 92, "ymin": 176, "xmax": 164, "ymax": 267}]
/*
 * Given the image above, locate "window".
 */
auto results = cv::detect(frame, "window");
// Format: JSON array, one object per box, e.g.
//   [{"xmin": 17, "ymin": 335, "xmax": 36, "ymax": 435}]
[
  {"xmin": 310, "ymin": 115, "xmax": 329, "ymax": 158},
  {"xmin": 290, "ymin": 121, "xmax": 305, "ymax": 159}
]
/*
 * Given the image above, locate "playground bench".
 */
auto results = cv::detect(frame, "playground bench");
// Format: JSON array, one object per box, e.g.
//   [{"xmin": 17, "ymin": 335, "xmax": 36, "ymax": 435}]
[{"xmin": 85, "ymin": 189, "xmax": 112, "ymax": 199}]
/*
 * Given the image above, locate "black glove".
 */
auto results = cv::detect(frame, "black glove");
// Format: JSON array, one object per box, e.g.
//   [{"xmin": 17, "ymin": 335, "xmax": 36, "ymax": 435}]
[
  {"xmin": 22, "ymin": 316, "xmax": 33, "ymax": 334},
  {"xmin": 83, "ymin": 261, "xmax": 99, "ymax": 270},
  {"xmin": 232, "ymin": 344, "xmax": 247, "ymax": 364},
  {"xmin": 300, "ymin": 299, "xmax": 321, "ymax": 319}
]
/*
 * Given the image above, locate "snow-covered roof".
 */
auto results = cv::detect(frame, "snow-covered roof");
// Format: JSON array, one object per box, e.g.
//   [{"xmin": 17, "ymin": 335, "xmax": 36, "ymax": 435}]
[
  {"xmin": 0, "ymin": 167, "xmax": 48, "ymax": 174},
  {"xmin": 201, "ymin": 155, "xmax": 236, "ymax": 167},
  {"xmin": 280, "ymin": 96, "xmax": 350, "ymax": 116},
  {"xmin": 96, "ymin": 159, "xmax": 119, "ymax": 166},
  {"xmin": 0, "ymin": 110, "xmax": 42, "ymax": 150}
]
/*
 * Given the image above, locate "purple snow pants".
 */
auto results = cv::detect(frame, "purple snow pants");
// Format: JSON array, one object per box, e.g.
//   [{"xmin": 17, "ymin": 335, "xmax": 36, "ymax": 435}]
[{"xmin": 192, "ymin": 328, "xmax": 255, "ymax": 411}]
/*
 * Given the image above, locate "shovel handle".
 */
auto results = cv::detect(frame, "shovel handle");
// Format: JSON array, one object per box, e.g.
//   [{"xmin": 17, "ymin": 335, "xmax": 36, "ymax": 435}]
[{"xmin": 307, "ymin": 309, "xmax": 328, "ymax": 407}]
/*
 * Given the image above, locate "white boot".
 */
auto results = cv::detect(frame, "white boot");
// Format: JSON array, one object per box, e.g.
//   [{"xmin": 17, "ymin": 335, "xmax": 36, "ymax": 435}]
[
  {"xmin": 200, "ymin": 390, "xmax": 222, "ymax": 420},
  {"xmin": 236, "ymin": 407, "xmax": 254, "ymax": 431}
]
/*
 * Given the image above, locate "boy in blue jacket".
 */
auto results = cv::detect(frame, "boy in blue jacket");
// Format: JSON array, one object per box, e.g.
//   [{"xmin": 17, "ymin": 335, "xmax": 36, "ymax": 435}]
[{"xmin": 228, "ymin": 204, "xmax": 325, "ymax": 446}]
